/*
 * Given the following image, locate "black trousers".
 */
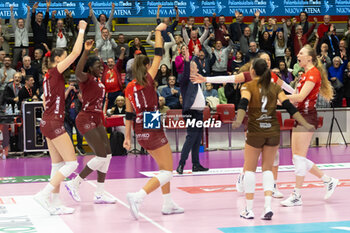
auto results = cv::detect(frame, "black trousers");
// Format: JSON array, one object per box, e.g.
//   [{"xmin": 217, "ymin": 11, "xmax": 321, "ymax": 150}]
[{"xmin": 179, "ymin": 109, "xmax": 203, "ymax": 166}]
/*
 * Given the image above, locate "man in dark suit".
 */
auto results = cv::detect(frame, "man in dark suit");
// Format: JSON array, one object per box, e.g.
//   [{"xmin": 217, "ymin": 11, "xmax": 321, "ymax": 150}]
[
  {"xmin": 18, "ymin": 75, "xmax": 36, "ymax": 109},
  {"xmin": 177, "ymin": 48, "xmax": 209, "ymax": 174},
  {"xmin": 4, "ymin": 72, "xmax": 22, "ymax": 113}
]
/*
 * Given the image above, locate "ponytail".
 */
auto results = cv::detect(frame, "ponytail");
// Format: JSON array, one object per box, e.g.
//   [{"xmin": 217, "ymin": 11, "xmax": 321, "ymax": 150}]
[
  {"xmin": 252, "ymin": 58, "xmax": 271, "ymax": 97},
  {"xmin": 132, "ymin": 55, "xmax": 150, "ymax": 87},
  {"xmin": 315, "ymin": 57, "xmax": 334, "ymax": 101},
  {"xmin": 42, "ymin": 48, "xmax": 66, "ymax": 72}
]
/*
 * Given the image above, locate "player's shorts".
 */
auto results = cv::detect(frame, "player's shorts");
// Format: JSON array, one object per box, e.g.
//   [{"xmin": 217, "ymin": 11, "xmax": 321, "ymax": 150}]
[
  {"xmin": 40, "ymin": 119, "xmax": 66, "ymax": 140},
  {"xmin": 246, "ymin": 134, "xmax": 280, "ymax": 148},
  {"xmin": 76, "ymin": 112, "xmax": 103, "ymax": 136},
  {"xmin": 295, "ymin": 110, "xmax": 318, "ymax": 129},
  {"xmin": 134, "ymin": 123, "xmax": 168, "ymax": 151}
]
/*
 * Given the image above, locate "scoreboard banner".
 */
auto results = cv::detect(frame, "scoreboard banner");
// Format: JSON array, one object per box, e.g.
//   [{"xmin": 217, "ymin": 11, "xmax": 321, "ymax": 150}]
[{"xmin": 0, "ymin": 0, "xmax": 349, "ymax": 19}]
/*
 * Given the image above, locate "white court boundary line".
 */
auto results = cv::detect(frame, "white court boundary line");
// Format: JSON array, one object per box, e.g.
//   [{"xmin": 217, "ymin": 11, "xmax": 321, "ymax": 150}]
[{"xmin": 86, "ymin": 181, "xmax": 172, "ymax": 233}]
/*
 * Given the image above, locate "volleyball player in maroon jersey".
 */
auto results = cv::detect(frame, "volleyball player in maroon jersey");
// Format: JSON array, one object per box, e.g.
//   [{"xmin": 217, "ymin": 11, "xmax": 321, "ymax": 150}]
[
  {"xmin": 123, "ymin": 23, "xmax": 184, "ymax": 220},
  {"xmin": 34, "ymin": 20, "xmax": 87, "ymax": 215},
  {"xmin": 65, "ymin": 40, "xmax": 115, "ymax": 204}
]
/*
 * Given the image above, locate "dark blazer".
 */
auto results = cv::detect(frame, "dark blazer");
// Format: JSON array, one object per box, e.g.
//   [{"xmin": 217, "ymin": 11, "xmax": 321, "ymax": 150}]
[{"xmin": 179, "ymin": 61, "xmax": 202, "ymax": 112}]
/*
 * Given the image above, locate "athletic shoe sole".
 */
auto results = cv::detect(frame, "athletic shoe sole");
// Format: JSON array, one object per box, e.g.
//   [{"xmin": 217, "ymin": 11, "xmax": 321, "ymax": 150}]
[{"xmin": 65, "ymin": 183, "xmax": 81, "ymax": 202}]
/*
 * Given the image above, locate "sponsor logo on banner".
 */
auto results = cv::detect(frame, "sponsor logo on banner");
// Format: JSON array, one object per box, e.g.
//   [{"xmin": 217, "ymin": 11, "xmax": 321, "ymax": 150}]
[
  {"xmin": 0, "ymin": 196, "xmax": 73, "ymax": 233},
  {"xmin": 178, "ymin": 179, "xmax": 350, "ymax": 194},
  {"xmin": 228, "ymin": 0, "xmax": 267, "ymax": 15},
  {"xmin": 284, "ymin": 0, "xmax": 321, "ymax": 14},
  {"xmin": 140, "ymin": 163, "xmax": 350, "ymax": 177}
]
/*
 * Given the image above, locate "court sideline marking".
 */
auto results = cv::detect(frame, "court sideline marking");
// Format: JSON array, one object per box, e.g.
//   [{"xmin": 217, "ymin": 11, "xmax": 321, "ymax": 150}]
[{"xmin": 86, "ymin": 180, "xmax": 172, "ymax": 233}]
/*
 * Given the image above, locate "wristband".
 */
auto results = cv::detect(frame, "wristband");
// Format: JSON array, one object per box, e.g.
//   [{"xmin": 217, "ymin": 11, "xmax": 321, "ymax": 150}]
[
  {"xmin": 125, "ymin": 112, "xmax": 135, "ymax": 121},
  {"xmin": 79, "ymin": 29, "xmax": 85, "ymax": 34},
  {"xmin": 154, "ymin": 48, "xmax": 163, "ymax": 56}
]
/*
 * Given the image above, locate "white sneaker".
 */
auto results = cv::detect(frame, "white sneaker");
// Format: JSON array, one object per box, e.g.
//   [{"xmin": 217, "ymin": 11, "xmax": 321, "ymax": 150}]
[
  {"xmin": 65, "ymin": 180, "xmax": 81, "ymax": 202},
  {"xmin": 33, "ymin": 191, "xmax": 52, "ymax": 212},
  {"xmin": 324, "ymin": 178, "xmax": 339, "ymax": 200},
  {"xmin": 1, "ymin": 154, "xmax": 6, "ymax": 160},
  {"xmin": 236, "ymin": 174, "xmax": 244, "ymax": 193},
  {"xmin": 94, "ymin": 192, "xmax": 116, "ymax": 204},
  {"xmin": 272, "ymin": 188, "xmax": 284, "ymax": 198},
  {"xmin": 240, "ymin": 208, "xmax": 254, "ymax": 219},
  {"xmin": 50, "ymin": 205, "xmax": 75, "ymax": 215},
  {"xmin": 162, "ymin": 202, "xmax": 185, "ymax": 215},
  {"xmin": 280, "ymin": 192, "xmax": 302, "ymax": 207},
  {"xmin": 127, "ymin": 193, "xmax": 142, "ymax": 220},
  {"xmin": 261, "ymin": 207, "xmax": 273, "ymax": 220}
]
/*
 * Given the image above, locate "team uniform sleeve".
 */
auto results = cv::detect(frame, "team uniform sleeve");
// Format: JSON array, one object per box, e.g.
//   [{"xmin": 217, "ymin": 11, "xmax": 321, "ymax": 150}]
[{"xmin": 305, "ymin": 69, "xmax": 321, "ymax": 84}]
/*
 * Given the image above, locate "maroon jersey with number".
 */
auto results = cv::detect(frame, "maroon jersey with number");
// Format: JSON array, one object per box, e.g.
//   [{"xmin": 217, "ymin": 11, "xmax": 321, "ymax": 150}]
[
  {"xmin": 79, "ymin": 74, "xmax": 105, "ymax": 113},
  {"xmin": 43, "ymin": 67, "xmax": 65, "ymax": 121}
]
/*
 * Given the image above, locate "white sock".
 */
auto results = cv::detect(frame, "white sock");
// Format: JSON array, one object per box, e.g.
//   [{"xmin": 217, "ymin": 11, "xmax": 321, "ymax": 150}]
[
  {"xmin": 321, "ymin": 175, "xmax": 331, "ymax": 183},
  {"xmin": 42, "ymin": 183, "xmax": 55, "ymax": 195},
  {"xmin": 74, "ymin": 175, "xmax": 84, "ymax": 185},
  {"xmin": 51, "ymin": 193, "xmax": 60, "ymax": 205},
  {"xmin": 162, "ymin": 193, "xmax": 173, "ymax": 206},
  {"xmin": 294, "ymin": 188, "xmax": 301, "ymax": 196},
  {"xmin": 264, "ymin": 196, "xmax": 272, "ymax": 209},
  {"xmin": 135, "ymin": 189, "xmax": 147, "ymax": 200},
  {"xmin": 246, "ymin": 199, "xmax": 253, "ymax": 211},
  {"xmin": 96, "ymin": 182, "xmax": 104, "ymax": 194}
]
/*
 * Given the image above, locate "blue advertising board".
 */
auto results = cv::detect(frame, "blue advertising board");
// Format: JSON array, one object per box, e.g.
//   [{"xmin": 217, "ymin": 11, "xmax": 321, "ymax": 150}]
[{"xmin": 0, "ymin": 0, "xmax": 349, "ymax": 19}]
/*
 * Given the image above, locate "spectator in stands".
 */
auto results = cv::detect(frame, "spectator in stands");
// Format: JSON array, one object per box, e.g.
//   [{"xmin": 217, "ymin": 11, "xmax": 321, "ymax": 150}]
[
  {"xmin": 192, "ymin": 46, "xmax": 216, "ymax": 77},
  {"xmin": 51, "ymin": 10, "xmax": 75, "ymax": 49},
  {"xmin": 203, "ymin": 34, "xmax": 234, "ymax": 77},
  {"xmin": 128, "ymin": 37, "xmax": 147, "ymax": 59},
  {"xmin": 263, "ymin": 17, "xmax": 277, "ymax": 36},
  {"xmin": 18, "ymin": 75, "xmax": 37, "ymax": 108},
  {"xmin": 20, "ymin": 56, "xmax": 40, "ymax": 92},
  {"xmin": 199, "ymin": 16, "xmax": 214, "ymax": 36},
  {"xmin": 277, "ymin": 60, "xmax": 293, "ymax": 84},
  {"xmin": 258, "ymin": 18, "xmax": 276, "ymax": 58},
  {"xmin": 182, "ymin": 21, "xmax": 208, "ymax": 56},
  {"xmin": 31, "ymin": 1, "xmax": 50, "ymax": 52},
  {"xmin": 218, "ymin": 83, "xmax": 227, "ymax": 104},
  {"xmin": 339, "ymin": 39, "xmax": 349, "ymax": 61},
  {"xmin": 283, "ymin": 47, "xmax": 296, "ymax": 70},
  {"xmin": 175, "ymin": 45, "xmax": 190, "ymax": 76},
  {"xmin": 4, "ymin": 72, "xmax": 22, "ymax": 113},
  {"xmin": 32, "ymin": 49, "xmax": 44, "ymax": 74},
  {"xmin": 229, "ymin": 11, "xmax": 248, "ymax": 43},
  {"xmin": 224, "ymin": 83, "xmax": 242, "ymax": 109},
  {"xmin": 0, "ymin": 19, "xmax": 10, "ymax": 55},
  {"xmin": 212, "ymin": 13, "xmax": 229, "ymax": 47},
  {"xmin": 344, "ymin": 19, "xmax": 350, "ymax": 51},
  {"xmin": 343, "ymin": 62, "xmax": 350, "ymax": 107},
  {"xmin": 274, "ymin": 19, "xmax": 289, "ymax": 64},
  {"xmin": 290, "ymin": 70, "xmax": 303, "ymax": 89},
  {"xmin": 329, "ymin": 56, "xmax": 348, "ymax": 107},
  {"xmin": 109, "ymin": 95, "xmax": 126, "ymax": 115},
  {"xmin": 183, "ymin": 16, "xmax": 197, "ymax": 38},
  {"xmin": 158, "ymin": 96, "xmax": 170, "ymax": 114},
  {"xmin": 89, "ymin": 2, "xmax": 115, "ymax": 41},
  {"xmin": 146, "ymin": 31, "xmax": 175, "ymax": 68},
  {"xmin": 245, "ymin": 41, "xmax": 260, "ymax": 62},
  {"xmin": 318, "ymin": 43, "xmax": 332, "ymax": 69},
  {"xmin": 203, "ymin": 83, "xmax": 218, "ymax": 99},
  {"xmin": 64, "ymin": 76, "xmax": 85, "ymax": 155},
  {"xmin": 231, "ymin": 51, "xmax": 245, "ymax": 74},
  {"xmin": 10, "ymin": 5, "xmax": 31, "ymax": 68},
  {"xmin": 172, "ymin": 35, "xmax": 186, "ymax": 76},
  {"xmin": 0, "ymin": 56, "xmax": 16, "ymax": 83},
  {"xmin": 115, "ymin": 34, "xmax": 129, "ymax": 59},
  {"xmin": 317, "ymin": 15, "xmax": 331, "ymax": 39},
  {"xmin": 318, "ymin": 24, "xmax": 339, "ymax": 60},
  {"xmin": 238, "ymin": 11, "xmax": 260, "ymax": 55},
  {"xmin": 155, "ymin": 64, "xmax": 171, "ymax": 86},
  {"xmin": 0, "ymin": 50, "xmax": 5, "ymax": 68},
  {"xmin": 156, "ymin": 5, "xmax": 179, "ymax": 42},
  {"xmin": 291, "ymin": 17, "xmax": 317, "ymax": 56},
  {"xmin": 96, "ymin": 27, "xmax": 118, "ymax": 63},
  {"xmin": 125, "ymin": 50, "xmax": 142, "ymax": 85},
  {"xmin": 101, "ymin": 47, "xmax": 126, "ymax": 109},
  {"xmin": 299, "ymin": 11, "xmax": 310, "ymax": 34},
  {"xmin": 161, "ymin": 76, "xmax": 181, "ymax": 109}
]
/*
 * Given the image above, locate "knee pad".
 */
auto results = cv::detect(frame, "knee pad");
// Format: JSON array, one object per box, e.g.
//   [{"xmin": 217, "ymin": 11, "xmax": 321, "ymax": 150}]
[
  {"xmin": 87, "ymin": 156, "xmax": 107, "ymax": 171},
  {"xmin": 59, "ymin": 161, "xmax": 79, "ymax": 177},
  {"xmin": 273, "ymin": 151, "xmax": 280, "ymax": 166},
  {"xmin": 155, "ymin": 170, "xmax": 173, "ymax": 186},
  {"xmin": 98, "ymin": 154, "xmax": 112, "ymax": 174},
  {"xmin": 50, "ymin": 162, "xmax": 65, "ymax": 179},
  {"xmin": 243, "ymin": 171, "xmax": 256, "ymax": 194},
  {"xmin": 262, "ymin": 170, "xmax": 274, "ymax": 192},
  {"xmin": 293, "ymin": 155, "xmax": 314, "ymax": 176}
]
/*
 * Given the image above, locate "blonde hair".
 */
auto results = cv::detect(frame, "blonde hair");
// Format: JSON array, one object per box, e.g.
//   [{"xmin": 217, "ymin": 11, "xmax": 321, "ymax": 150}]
[
  {"xmin": 132, "ymin": 55, "xmax": 150, "ymax": 87},
  {"xmin": 303, "ymin": 44, "xmax": 334, "ymax": 101}
]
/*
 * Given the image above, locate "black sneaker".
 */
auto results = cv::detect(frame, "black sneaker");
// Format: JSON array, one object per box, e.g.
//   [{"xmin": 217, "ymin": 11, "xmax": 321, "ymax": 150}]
[
  {"xmin": 192, "ymin": 164, "xmax": 209, "ymax": 172},
  {"xmin": 76, "ymin": 146, "xmax": 86, "ymax": 155},
  {"xmin": 176, "ymin": 164, "xmax": 184, "ymax": 174}
]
